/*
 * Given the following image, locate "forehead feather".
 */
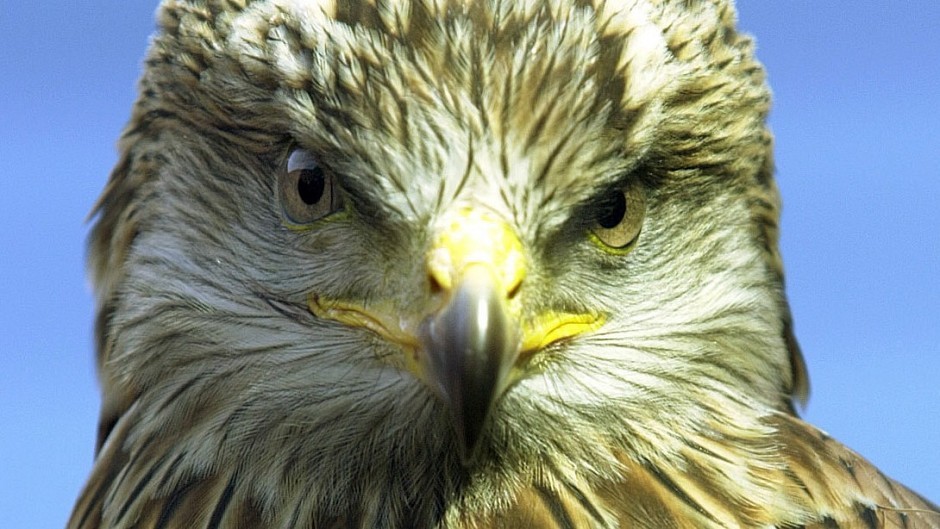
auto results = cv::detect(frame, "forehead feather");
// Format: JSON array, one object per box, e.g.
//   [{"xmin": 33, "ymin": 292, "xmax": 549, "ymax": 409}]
[
  {"xmin": 217, "ymin": 1, "xmax": 686, "ymax": 206},
  {"xmin": 149, "ymin": 0, "xmax": 766, "ymax": 218}
]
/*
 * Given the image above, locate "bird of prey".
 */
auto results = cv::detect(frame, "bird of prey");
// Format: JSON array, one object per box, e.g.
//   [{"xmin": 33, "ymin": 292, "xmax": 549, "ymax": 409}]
[{"xmin": 70, "ymin": 1, "xmax": 938, "ymax": 528}]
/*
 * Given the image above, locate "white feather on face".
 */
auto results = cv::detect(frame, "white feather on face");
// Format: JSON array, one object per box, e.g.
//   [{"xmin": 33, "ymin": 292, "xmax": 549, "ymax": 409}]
[
  {"xmin": 71, "ymin": 1, "xmax": 938, "ymax": 528},
  {"xmin": 88, "ymin": 0, "xmax": 787, "ymax": 523}
]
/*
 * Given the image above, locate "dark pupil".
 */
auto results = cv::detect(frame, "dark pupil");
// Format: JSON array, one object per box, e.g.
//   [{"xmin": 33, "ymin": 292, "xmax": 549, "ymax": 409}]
[
  {"xmin": 297, "ymin": 168, "xmax": 326, "ymax": 205},
  {"xmin": 597, "ymin": 191, "xmax": 626, "ymax": 229}
]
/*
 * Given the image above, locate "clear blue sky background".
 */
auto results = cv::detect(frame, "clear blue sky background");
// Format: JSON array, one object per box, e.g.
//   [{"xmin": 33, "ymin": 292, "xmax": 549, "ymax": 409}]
[{"xmin": 1, "ymin": 2, "xmax": 937, "ymax": 527}]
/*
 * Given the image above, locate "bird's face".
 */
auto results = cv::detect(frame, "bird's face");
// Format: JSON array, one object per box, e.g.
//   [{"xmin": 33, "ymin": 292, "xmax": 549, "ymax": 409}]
[{"xmin": 92, "ymin": 0, "xmax": 805, "ymax": 518}]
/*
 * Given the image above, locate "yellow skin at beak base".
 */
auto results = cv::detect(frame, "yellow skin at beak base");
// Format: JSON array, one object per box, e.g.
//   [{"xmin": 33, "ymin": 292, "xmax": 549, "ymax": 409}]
[
  {"xmin": 306, "ymin": 208, "xmax": 605, "ymax": 392},
  {"xmin": 426, "ymin": 208, "xmax": 526, "ymax": 296}
]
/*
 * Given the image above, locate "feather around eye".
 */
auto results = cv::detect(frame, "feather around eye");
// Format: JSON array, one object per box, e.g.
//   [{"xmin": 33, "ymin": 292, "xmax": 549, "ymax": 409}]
[
  {"xmin": 279, "ymin": 148, "xmax": 344, "ymax": 226},
  {"xmin": 590, "ymin": 182, "xmax": 646, "ymax": 252}
]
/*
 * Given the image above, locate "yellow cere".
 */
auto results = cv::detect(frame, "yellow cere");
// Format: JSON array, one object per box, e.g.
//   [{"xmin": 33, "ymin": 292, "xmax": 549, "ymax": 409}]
[
  {"xmin": 308, "ymin": 206, "xmax": 605, "ymax": 377},
  {"xmin": 426, "ymin": 207, "xmax": 526, "ymax": 297}
]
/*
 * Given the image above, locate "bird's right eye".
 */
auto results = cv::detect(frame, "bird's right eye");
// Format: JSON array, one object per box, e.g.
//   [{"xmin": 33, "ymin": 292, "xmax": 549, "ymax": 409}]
[{"xmin": 279, "ymin": 148, "xmax": 343, "ymax": 226}]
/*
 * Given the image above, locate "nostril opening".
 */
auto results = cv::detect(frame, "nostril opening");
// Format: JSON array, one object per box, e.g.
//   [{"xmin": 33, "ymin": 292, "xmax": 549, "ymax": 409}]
[
  {"xmin": 506, "ymin": 278, "xmax": 522, "ymax": 300},
  {"xmin": 428, "ymin": 272, "xmax": 444, "ymax": 295}
]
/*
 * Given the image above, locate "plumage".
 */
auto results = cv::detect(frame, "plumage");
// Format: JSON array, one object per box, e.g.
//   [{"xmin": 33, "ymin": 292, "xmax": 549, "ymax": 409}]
[{"xmin": 71, "ymin": 1, "xmax": 937, "ymax": 528}]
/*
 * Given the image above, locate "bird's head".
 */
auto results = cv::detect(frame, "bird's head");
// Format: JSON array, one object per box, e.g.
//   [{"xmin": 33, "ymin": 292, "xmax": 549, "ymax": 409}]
[{"xmin": 89, "ymin": 0, "xmax": 808, "ymax": 518}]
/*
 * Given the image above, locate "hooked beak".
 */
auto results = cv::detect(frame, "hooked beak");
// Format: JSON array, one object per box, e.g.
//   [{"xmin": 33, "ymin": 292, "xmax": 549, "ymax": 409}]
[
  {"xmin": 420, "ymin": 263, "xmax": 518, "ymax": 462},
  {"xmin": 308, "ymin": 207, "xmax": 603, "ymax": 464}
]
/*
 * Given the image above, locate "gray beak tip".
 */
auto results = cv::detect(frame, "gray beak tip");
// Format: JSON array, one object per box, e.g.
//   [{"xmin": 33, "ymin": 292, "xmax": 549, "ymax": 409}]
[{"xmin": 419, "ymin": 265, "xmax": 519, "ymax": 464}]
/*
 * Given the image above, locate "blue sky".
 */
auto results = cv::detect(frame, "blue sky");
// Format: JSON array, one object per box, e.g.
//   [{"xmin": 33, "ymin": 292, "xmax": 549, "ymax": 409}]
[{"xmin": 1, "ymin": 2, "xmax": 937, "ymax": 527}]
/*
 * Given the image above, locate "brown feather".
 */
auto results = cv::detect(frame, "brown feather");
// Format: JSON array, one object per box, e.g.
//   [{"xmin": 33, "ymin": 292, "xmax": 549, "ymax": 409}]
[
  {"xmin": 70, "ymin": 1, "xmax": 934, "ymax": 528},
  {"xmin": 453, "ymin": 415, "xmax": 939, "ymax": 529}
]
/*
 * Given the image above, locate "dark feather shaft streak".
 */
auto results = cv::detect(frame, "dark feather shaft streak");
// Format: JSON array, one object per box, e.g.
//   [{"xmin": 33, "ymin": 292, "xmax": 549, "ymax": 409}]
[{"xmin": 70, "ymin": 1, "xmax": 936, "ymax": 528}]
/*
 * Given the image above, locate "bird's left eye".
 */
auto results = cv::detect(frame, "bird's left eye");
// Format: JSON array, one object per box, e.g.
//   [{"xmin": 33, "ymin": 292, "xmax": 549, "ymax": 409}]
[
  {"xmin": 590, "ymin": 183, "xmax": 646, "ymax": 251},
  {"xmin": 279, "ymin": 148, "xmax": 343, "ymax": 225}
]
